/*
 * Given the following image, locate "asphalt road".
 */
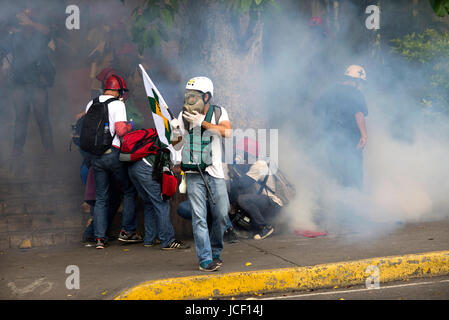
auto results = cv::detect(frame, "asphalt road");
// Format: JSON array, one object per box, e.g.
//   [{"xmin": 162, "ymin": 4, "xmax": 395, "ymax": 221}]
[
  {"xmin": 254, "ymin": 276, "xmax": 449, "ymax": 300},
  {"xmin": 1, "ymin": 220, "xmax": 448, "ymax": 300}
]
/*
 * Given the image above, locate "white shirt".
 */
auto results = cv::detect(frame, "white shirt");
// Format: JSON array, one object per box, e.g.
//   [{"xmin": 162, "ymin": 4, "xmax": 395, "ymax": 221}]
[
  {"xmin": 175, "ymin": 106, "xmax": 230, "ymax": 179},
  {"xmin": 85, "ymin": 95, "xmax": 127, "ymax": 148},
  {"xmin": 246, "ymin": 160, "xmax": 283, "ymax": 207}
]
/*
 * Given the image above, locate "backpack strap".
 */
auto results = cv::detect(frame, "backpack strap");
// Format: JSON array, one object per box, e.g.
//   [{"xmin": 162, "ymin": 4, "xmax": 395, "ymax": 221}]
[
  {"xmin": 204, "ymin": 104, "xmax": 215, "ymax": 123},
  {"xmin": 257, "ymin": 173, "xmax": 271, "ymax": 195},
  {"xmin": 213, "ymin": 105, "xmax": 222, "ymax": 124},
  {"xmin": 104, "ymin": 97, "xmax": 118, "ymax": 105},
  {"xmin": 101, "ymin": 97, "xmax": 119, "ymax": 141}
]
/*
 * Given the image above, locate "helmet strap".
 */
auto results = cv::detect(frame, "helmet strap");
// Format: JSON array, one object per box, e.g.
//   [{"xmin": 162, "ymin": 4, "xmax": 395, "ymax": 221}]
[{"xmin": 202, "ymin": 92, "xmax": 211, "ymax": 105}]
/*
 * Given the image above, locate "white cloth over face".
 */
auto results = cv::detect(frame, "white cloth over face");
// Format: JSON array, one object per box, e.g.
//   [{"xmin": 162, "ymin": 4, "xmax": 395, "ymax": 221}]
[{"xmin": 246, "ymin": 160, "xmax": 283, "ymax": 207}]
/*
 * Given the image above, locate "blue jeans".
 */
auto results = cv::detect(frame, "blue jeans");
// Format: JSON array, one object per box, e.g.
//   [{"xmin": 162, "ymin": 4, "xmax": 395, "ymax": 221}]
[
  {"xmin": 128, "ymin": 160, "xmax": 175, "ymax": 247},
  {"xmin": 91, "ymin": 148, "xmax": 137, "ymax": 240},
  {"xmin": 177, "ymin": 200, "xmax": 233, "ymax": 230},
  {"xmin": 237, "ymin": 194, "xmax": 280, "ymax": 230},
  {"xmin": 186, "ymin": 172, "xmax": 230, "ymax": 265},
  {"xmin": 82, "ymin": 181, "xmax": 122, "ymax": 242}
]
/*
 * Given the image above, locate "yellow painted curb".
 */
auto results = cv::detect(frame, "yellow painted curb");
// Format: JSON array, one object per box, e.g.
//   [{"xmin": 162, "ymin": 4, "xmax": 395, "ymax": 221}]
[{"xmin": 114, "ymin": 250, "xmax": 449, "ymax": 300}]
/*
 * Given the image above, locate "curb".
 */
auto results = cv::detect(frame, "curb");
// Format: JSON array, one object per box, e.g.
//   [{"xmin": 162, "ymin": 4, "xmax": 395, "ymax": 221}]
[{"xmin": 114, "ymin": 250, "xmax": 449, "ymax": 300}]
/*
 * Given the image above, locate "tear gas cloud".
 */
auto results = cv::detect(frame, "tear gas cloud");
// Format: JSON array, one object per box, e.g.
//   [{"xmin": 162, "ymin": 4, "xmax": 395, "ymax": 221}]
[
  {"xmin": 250, "ymin": 1, "xmax": 449, "ymax": 239},
  {"xmin": 1, "ymin": 0, "xmax": 448, "ymax": 242}
]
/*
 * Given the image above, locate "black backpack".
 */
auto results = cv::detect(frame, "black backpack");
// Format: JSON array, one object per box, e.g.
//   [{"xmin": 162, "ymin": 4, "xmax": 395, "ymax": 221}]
[{"xmin": 79, "ymin": 97, "xmax": 118, "ymax": 155}]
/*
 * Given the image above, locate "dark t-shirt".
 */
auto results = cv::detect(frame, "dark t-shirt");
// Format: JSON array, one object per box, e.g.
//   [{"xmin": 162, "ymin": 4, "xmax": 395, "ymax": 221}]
[
  {"xmin": 315, "ymin": 83, "xmax": 368, "ymax": 146},
  {"xmin": 1, "ymin": 25, "xmax": 52, "ymax": 85}
]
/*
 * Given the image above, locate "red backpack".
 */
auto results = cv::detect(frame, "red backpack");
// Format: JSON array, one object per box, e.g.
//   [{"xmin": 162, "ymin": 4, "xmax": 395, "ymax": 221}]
[
  {"xmin": 119, "ymin": 128, "xmax": 161, "ymax": 162},
  {"xmin": 120, "ymin": 129, "xmax": 178, "ymax": 198},
  {"xmin": 162, "ymin": 170, "xmax": 178, "ymax": 199}
]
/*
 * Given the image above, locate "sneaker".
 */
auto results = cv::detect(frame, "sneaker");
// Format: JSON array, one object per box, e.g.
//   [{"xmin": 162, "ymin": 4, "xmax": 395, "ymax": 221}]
[
  {"xmin": 199, "ymin": 260, "xmax": 221, "ymax": 272},
  {"xmin": 95, "ymin": 238, "xmax": 106, "ymax": 249},
  {"xmin": 254, "ymin": 225, "xmax": 274, "ymax": 240},
  {"xmin": 143, "ymin": 238, "xmax": 161, "ymax": 247},
  {"xmin": 213, "ymin": 257, "xmax": 223, "ymax": 266},
  {"xmin": 162, "ymin": 239, "xmax": 190, "ymax": 250},
  {"xmin": 224, "ymin": 227, "xmax": 239, "ymax": 243},
  {"xmin": 118, "ymin": 230, "xmax": 143, "ymax": 243}
]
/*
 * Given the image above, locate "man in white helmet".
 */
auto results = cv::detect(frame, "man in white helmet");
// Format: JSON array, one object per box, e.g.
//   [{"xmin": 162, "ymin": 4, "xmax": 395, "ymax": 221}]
[
  {"xmin": 313, "ymin": 65, "xmax": 368, "ymax": 190},
  {"xmin": 171, "ymin": 76, "xmax": 232, "ymax": 272}
]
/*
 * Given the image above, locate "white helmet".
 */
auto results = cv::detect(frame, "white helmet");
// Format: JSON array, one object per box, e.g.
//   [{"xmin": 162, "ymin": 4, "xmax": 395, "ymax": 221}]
[
  {"xmin": 344, "ymin": 65, "xmax": 367, "ymax": 81},
  {"xmin": 186, "ymin": 76, "xmax": 214, "ymax": 97}
]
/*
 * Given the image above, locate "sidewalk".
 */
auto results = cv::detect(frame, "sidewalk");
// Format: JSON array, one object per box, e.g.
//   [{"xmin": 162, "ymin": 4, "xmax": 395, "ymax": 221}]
[{"xmin": 1, "ymin": 220, "xmax": 448, "ymax": 300}]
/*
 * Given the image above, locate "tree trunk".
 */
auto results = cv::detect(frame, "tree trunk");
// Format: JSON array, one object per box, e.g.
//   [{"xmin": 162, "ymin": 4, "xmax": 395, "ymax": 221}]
[
  {"xmin": 368, "ymin": 0, "xmax": 383, "ymax": 64},
  {"xmin": 333, "ymin": 0, "xmax": 340, "ymax": 33},
  {"xmin": 178, "ymin": 1, "xmax": 267, "ymax": 129},
  {"xmin": 311, "ymin": 0, "xmax": 325, "ymax": 17}
]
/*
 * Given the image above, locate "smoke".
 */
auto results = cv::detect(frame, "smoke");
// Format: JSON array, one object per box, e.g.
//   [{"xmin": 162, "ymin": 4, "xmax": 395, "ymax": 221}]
[
  {"xmin": 1, "ymin": 0, "xmax": 449, "ymax": 243},
  {"xmin": 258, "ymin": 2, "xmax": 449, "ymax": 239}
]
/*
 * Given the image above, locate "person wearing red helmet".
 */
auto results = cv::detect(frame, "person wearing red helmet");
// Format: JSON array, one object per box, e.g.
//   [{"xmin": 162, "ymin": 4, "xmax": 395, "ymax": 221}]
[{"xmin": 84, "ymin": 74, "xmax": 140, "ymax": 249}]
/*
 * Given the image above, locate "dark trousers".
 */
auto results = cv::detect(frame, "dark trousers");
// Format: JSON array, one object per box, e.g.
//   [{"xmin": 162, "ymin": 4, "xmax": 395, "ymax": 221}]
[
  {"xmin": 12, "ymin": 84, "xmax": 54, "ymax": 155},
  {"xmin": 327, "ymin": 142, "xmax": 363, "ymax": 190},
  {"xmin": 237, "ymin": 194, "xmax": 280, "ymax": 230}
]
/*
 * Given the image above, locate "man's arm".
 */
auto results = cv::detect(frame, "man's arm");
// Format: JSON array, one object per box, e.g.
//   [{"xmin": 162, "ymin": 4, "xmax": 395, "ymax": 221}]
[
  {"xmin": 115, "ymin": 122, "xmax": 134, "ymax": 137},
  {"xmin": 16, "ymin": 12, "xmax": 50, "ymax": 36},
  {"xmin": 355, "ymin": 112, "xmax": 367, "ymax": 149},
  {"xmin": 112, "ymin": 101, "xmax": 134, "ymax": 138},
  {"xmin": 201, "ymin": 120, "xmax": 232, "ymax": 138}
]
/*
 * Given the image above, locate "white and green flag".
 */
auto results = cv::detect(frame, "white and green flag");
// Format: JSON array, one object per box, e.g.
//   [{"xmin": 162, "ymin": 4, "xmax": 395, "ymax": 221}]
[{"xmin": 139, "ymin": 64, "xmax": 176, "ymax": 158}]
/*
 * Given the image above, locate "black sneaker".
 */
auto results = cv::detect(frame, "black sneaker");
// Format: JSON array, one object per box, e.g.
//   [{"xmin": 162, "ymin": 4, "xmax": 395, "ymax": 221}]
[
  {"xmin": 199, "ymin": 260, "xmax": 221, "ymax": 272},
  {"xmin": 254, "ymin": 225, "xmax": 274, "ymax": 240},
  {"xmin": 162, "ymin": 239, "xmax": 190, "ymax": 250},
  {"xmin": 224, "ymin": 227, "xmax": 239, "ymax": 243},
  {"xmin": 213, "ymin": 257, "xmax": 223, "ymax": 266},
  {"xmin": 118, "ymin": 230, "xmax": 143, "ymax": 243},
  {"xmin": 95, "ymin": 238, "xmax": 106, "ymax": 249}
]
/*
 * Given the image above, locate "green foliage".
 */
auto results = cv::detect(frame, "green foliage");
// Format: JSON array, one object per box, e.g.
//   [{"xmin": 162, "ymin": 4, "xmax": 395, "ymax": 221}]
[
  {"xmin": 123, "ymin": 0, "xmax": 278, "ymax": 55},
  {"xmin": 390, "ymin": 29, "xmax": 449, "ymax": 63},
  {"xmin": 429, "ymin": 0, "xmax": 449, "ymax": 17},
  {"xmin": 223, "ymin": 0, "xmax": 279, "ymax": 13},
  {"xmin": 128, "ymin": 0, "xmax": 179, "ymax": 55},
  {"xmin": 390, "ymin": 29, "xmax": 449, "ymax": 112}
]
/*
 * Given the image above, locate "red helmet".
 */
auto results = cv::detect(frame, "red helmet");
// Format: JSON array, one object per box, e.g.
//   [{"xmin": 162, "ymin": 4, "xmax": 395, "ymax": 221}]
[
  {"xmin": 309, "ymin": 16, "xmax": 324, "ymax": 26},
  {"xmin": 104, "ymin": 74, "xmax": 129, "ymax": 92},
  {"xmin": 309, "ymin": 16, "xmax": 330, "ymax": 37}
]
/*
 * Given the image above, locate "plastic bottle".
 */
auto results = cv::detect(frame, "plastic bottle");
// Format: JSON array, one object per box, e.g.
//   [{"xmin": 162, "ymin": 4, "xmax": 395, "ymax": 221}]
[
  {"xmin": 104, "ymin": 122, "xmax": 109, "ymax": 135},
  {"xmin": 179, "ymin": 171, "xmax": 187, "ymax": 194}
]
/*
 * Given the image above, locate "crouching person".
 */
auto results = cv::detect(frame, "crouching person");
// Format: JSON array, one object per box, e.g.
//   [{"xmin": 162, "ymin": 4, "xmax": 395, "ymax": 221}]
[
  {"xmin": 172, "ymin": 77, "xmax": 232, "ymax": 272},
  {"xmin": 229, "ymin": 138, "xmax": 296, "ymax": 240}
]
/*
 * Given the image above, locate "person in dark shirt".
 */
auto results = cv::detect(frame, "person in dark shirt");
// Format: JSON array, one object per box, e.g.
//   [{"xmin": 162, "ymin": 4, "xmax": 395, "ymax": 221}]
[
  {"xmin": 1, "ymin": 7, "xmax": 55, "ymax": 158},
  {"xmin": 314, "ymin": 65, "xmax": 368, "ymax": 189}
]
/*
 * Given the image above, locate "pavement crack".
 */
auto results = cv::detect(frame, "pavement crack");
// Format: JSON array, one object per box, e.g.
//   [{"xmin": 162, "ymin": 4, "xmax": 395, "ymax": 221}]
[{"xmin": 240, "ymin": 240, "xmax": 301, "ymax": 267}]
